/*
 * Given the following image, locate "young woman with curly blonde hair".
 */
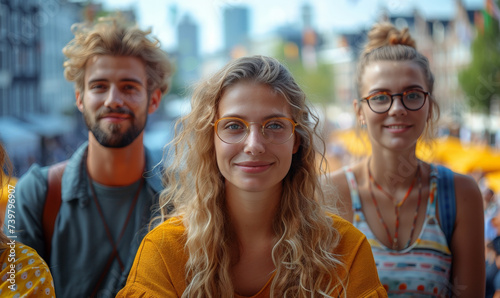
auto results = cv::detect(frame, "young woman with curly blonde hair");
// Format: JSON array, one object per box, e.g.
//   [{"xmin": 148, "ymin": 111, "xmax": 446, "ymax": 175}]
[{"xmin": 118, "ymin": 55, "xmax": 386, "ymax": 297}]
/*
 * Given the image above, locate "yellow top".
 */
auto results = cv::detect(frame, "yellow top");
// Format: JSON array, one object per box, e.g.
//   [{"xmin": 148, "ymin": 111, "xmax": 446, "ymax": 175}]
[
  {"xmin": 0, "ymin": 242, "xmax": 55, "ymax": 297},
  {"xmin": 118, "ymin": 214, "xmax": 387, "ymax": 297}
]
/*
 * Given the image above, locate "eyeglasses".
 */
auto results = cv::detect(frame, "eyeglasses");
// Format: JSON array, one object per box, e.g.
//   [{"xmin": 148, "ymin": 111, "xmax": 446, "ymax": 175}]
[
  {"xmin": 362, "ymin": 89, "xmax": 429, "ymax": 114},
  {"xmin": 213, "ymin": 117, "xmax": 299, "ymax": 144}
]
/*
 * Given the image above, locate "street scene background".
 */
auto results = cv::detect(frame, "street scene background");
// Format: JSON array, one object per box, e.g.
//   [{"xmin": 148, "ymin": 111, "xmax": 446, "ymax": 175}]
[{"xmin": 1, "ymin": 0, "xmax": 499, "ymax": 194}]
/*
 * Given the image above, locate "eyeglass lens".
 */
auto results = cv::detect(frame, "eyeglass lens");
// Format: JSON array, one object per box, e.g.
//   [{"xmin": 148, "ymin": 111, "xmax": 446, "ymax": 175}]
[
  {"xmin": 215, "ymin": 117, "xmax": 295, "ymax": 144},
  {"xmin": 368, "ymin": 90, "xmax": 426, "ymax": 113}
]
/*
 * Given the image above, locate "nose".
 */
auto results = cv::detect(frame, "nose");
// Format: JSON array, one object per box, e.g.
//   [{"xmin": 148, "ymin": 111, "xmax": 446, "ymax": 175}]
[
  {"xmin": 243, "ymin": 125, "xmax": 266, "ymax": 155},
  {"xmin": 388, "ymin": 96, "xmax": 407, "ymax": 116},
  {"xmin": 104, "ymin": 85, "xmax": 124, "ymax": 108}
]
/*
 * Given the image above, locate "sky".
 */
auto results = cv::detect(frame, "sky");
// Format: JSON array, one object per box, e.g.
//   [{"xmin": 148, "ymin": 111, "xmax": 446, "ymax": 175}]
[{"xmin": 100, "ymin": 0, "xmax": 484, "ymax": 54}]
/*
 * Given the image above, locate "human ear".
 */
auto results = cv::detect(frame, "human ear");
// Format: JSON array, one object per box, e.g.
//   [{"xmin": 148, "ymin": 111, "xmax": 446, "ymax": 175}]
[
  {"xmin": 76, "ymin": 90, "xmax": 84, "ymax": 113},
  {"xmin": 353, "ymin": 100, "xmax": 365, "ymax": 126},
  {"xmin": 148, "ymin": 89, "xmax": 162, "ymax": 114}
]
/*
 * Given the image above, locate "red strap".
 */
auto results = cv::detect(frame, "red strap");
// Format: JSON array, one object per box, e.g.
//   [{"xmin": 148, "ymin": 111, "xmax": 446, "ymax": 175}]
[{"xmin": 43, "ymin": 160, "xmax": 68, "ymax": 261}]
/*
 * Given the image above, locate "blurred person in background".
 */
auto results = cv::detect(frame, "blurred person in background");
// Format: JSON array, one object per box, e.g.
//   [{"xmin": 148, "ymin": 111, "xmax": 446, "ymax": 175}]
[
  {"xmin": 117, "ymin": 55, "xmax": 386, "ymax": 297},
  {"xmin": 327, "ymin": 22, "xmax": 484, "ymax": 296},
  {"xmin": 486, "ymin": 236, "xmax": 500, "ymax": 298},
  {"xmin": 4, "ymin": 16, "xmax": 172, "ymax": 297},
  {"xmin": 0, "ymin": 143, "xmax": 55, "ymax": 297}
]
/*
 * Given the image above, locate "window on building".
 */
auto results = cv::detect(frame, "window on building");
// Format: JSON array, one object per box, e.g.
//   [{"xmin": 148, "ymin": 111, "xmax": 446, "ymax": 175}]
[
  {"xmin": 12, "ymin": 83, "xmax": 21, "ymax": 117},
  {"xmin": 0, "ymin": 88, "xmax": 8, "ymax": 116},
  {"xmin": 0, "ymin": 44, "xmax": 7, "ymax": 70},
  {"xmin": 13, "ymin": 46, "xmax": 21, "ymax": 76},
  {"xmin": 27, "ymin": 46, "xmax": 35, "ymax": 76},
  {"xmin": 0, "ymin": 4, "xmax": 9, "ymax": 38}
]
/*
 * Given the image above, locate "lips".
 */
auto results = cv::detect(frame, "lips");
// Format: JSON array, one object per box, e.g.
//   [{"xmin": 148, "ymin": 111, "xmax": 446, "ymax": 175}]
[
  {"xmin": 235, "ymin": 161, "xmax": 273, "ymax": 173},
  {"xmin": 385, "ymin": 125, "xmax": 411, "ymax": 129},
  {"xmin": 384, "ymin": 124, "xmax": 412, "ymax": 133},
  {"xmin": 99, "ymin": 113, "xmax": 132, "ymax": 123}
]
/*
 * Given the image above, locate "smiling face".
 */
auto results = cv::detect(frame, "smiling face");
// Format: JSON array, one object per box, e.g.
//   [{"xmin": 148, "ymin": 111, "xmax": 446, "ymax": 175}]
[
  {"xmin": 76, "ymin": 55, "xmax": 160, "ymax": 148},
  {"xmin": 214, "ymin": 81, "xmax": 300, "ymax": 195},
  {"xmin": 355, "ymin": 60, "xmax": 430, "ymax": 152}
]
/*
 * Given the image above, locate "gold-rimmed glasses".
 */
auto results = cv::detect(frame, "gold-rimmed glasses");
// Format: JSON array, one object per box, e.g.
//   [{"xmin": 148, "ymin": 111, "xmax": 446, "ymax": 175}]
[{"xmin": 213, "ymin": 117, "xmax": 299, "ymax": 144}]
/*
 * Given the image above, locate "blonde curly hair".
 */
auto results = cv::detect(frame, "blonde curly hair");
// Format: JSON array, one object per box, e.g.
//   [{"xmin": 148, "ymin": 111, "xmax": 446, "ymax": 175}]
[
  {"xmin": 157, "ymin": 55, "xmax": 347, "ymax": 297},
  {"xmin": 63, "ymin": 16, "xmax": 172, "ymax": 96}
]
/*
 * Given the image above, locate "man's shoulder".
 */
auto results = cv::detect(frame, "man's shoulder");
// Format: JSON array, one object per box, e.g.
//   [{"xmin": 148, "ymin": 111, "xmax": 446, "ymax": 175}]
[{"xmin": 16, "ymin": 163, "xmax": 49, "ymax": 190}]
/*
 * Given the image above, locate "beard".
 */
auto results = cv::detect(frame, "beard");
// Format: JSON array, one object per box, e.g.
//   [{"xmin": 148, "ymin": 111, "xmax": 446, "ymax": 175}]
[{"xmin": 83, "ymin": 105, "xmax": 147, "ymax": 148}]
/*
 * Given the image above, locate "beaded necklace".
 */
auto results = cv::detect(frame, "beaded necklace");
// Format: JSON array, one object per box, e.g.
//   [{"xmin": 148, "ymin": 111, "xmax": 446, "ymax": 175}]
[{"xmin": 367, "ymin": 160, "xmax": 422, "ymax": 250}]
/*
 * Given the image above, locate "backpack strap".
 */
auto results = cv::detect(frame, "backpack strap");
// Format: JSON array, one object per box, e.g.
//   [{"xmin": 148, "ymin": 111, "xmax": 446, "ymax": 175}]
[
  {"xmin": 42, "ymin": 160, "xmax": 68, "ymax": 262},
  {"xmin": 436, "ymin": 164, "xmax": 456, "ymax": 247}
]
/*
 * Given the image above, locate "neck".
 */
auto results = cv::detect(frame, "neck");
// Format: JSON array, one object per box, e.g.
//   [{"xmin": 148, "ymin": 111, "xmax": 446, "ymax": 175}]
[
  {"xmin": 225, "ymin": 185, "xmax": 281, "ymax": 243},
  {"xmin": 368, "ymin": 149, "xmax": 419, "ymax": 192},
  {"xmin": 86, "ymin": 132, "xmax": 146, "ymax": 186}
]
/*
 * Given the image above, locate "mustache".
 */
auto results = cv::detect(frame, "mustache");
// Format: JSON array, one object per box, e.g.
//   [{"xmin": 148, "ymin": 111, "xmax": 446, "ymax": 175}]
[{"xmin": 96, "ymin": 107, "xmax": 135, "ymax": 119}]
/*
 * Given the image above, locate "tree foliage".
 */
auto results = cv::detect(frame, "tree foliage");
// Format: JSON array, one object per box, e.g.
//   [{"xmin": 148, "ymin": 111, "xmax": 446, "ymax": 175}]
[
  {"xmin": 273, "ymin": 41, "xmax": 334, "ymax": 106},
  {"xmin": 458, "ymin": 3, "xmax": 500, "ymax": 113}
]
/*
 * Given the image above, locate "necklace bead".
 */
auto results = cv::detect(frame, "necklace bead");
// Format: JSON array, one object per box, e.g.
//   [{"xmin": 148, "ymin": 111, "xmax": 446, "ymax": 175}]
[{"xmin": 367, "ymin": 160, "xmax": 422, "ymax": 250}]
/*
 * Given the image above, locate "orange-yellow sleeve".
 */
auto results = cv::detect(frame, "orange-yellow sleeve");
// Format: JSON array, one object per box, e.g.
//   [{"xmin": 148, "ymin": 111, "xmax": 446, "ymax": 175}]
[
  {"xmin": 0, "ymin": 243, "xmax": 55, "ymax": 298},
  {"xmin": 332, "ymin": 215, "xmax": 388, "ymax": 297},
  {"xmin": 117, "ymin": 219, "xmax": 188, "ymax": 298}
]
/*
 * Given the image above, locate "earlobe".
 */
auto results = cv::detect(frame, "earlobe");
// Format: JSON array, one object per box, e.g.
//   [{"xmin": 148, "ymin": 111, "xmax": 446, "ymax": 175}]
[
  {"xmin": 353, "ymin": 100, "xmax": 365, "ymax": 126},
  {"xmin": 148, "ymin": 89, "xmax": 162, "ymax": 114},
  {"xmin": 75, "ymin": 91, "xmax": 84, "ymax": 112}
]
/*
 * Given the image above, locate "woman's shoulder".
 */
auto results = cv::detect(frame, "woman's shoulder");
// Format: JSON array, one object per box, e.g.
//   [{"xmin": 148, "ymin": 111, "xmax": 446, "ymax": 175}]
[
  {"xmin": 145, "ymin": 217, "xmax": 186, "ymax": 247},
  {"xmin": 327, "ymin": 213, "xmax": 365, "ymax": 242},
  {"xmin": 0, "ymin": 242, "xmax": 55, "ymax": 297},
  {"xmin": 452, "ymin": 171, "xmax": 481, "ymax": 197},
  {"xmin": 434, "ymin": 165, "xmax": 482, "ymax": 206},
  {"xmin": 324, "ymin": 162, "xmax": 365, "ymax": 219},
  {"xmin": 449, "ymin": 170, "xmax": 483, "ymax": 220},
  {"xmin": 326, "ymin": 214, "xmax": 375, "ymax": 273},
  {"xmin": 327, "ymin": 162, "xmax": 364, "ymax": 187}
]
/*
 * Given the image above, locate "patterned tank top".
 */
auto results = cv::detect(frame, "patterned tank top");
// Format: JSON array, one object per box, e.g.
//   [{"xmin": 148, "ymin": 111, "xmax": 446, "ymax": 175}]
[{"xmin": 344, "ymin": 164, "xmax": 452, "ymax": 297}]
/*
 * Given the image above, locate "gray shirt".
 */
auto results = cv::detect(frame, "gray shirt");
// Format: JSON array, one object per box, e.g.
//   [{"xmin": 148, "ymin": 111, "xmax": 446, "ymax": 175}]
[{"xmin": 6, "ymin": 142, "xmax": 163, "ymax": 298}]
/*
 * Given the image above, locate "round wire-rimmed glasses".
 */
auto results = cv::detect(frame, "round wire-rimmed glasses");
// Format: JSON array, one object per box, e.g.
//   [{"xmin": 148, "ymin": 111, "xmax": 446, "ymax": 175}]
[
  {"xmin": 362, "ymin": 89, "xmax": 430, "ymax": 114},
  {"xmin": 212, "ymin": 117, "xmax": 299, "ymax": 144}
]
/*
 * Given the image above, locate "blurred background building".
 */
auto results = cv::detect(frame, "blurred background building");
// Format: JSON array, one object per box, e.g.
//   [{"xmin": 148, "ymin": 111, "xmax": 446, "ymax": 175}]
[{"xmin": 0, "ymin": 0, "xmax": 499, "ymax": 188}]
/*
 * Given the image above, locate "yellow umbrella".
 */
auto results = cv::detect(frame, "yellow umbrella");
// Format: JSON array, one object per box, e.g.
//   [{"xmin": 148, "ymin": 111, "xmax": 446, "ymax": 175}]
[
  {"xmin": 429, "ymin": 137, "xmax": 500, "ymax": 174},
  {"xmin": 330, "ymin": 130, "xmax": 500, "ymax": 175},
  {"xmin": 329, "ymin": 129, "xmax": 371, "ymax": 157},
  {"xmin": 330, "ymin": 129, "xmax": 444, "ymax": 161}
]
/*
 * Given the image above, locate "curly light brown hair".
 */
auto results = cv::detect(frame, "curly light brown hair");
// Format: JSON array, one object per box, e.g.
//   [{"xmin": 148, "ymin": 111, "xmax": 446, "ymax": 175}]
[{"xmin": 63, "ymin": 16, "xmax": 172, "ymax": 96}]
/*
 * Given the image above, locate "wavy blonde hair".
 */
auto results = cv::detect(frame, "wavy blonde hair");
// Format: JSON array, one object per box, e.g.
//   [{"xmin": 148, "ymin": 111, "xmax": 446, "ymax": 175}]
[
  {"xmin": 157, "ymin": 55, "xmax": 346, "ymax": 297},
  {"xmin": 63, "ymin": 15, "xmax": 172, "ymax": 96},
  {"xmin": 356, "ymin": 22, "xmax": 440, "ymax": 143}
]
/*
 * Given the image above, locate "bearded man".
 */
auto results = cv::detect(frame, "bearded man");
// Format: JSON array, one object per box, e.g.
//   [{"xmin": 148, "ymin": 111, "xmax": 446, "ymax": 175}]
[{"xmin": 7, "ymin": 16, "xmax": 172, "ymax": 298}]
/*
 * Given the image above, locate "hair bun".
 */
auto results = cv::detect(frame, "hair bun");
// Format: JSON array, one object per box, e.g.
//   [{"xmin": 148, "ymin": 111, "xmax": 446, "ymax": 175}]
[{"xmin": 363, "ymin": 22, "xmax": 416, "ymax": 55}]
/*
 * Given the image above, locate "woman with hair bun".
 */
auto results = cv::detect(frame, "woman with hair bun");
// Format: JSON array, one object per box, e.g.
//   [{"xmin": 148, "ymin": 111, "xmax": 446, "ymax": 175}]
[
  {"xmin": 118, "ymin": 55, "xmax": 387, "ymax": 297},
  {"xmin": 327, "ymin": 22, "xmax": 485, "ymax": 296}
]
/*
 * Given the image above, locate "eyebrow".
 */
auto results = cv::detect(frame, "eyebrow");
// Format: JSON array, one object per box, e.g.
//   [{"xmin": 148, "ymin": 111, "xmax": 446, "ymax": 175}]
[
  {"xmin": 368, "ymin": 85, "xmax": 425, "ymax": 94},
  {"xmin": 221, "ymin": 113, "xmax": 290, "ymax": 119},
  {"xmin": 87, "ymin": 78, "xmax": 145, "ymax": 86}
]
